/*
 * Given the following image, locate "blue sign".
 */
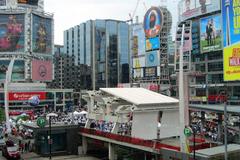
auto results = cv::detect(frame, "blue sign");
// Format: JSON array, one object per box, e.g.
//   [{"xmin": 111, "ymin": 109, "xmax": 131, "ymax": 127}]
[
  {"xmin": 222, "ymin": 0, "xmax": 240, "ymax": 47},
  {"xmin": 146, "ymin": 37, "xmax": 160, "ymax": 51},
  {"xmin": 28, "ymin": 95, "xmax": 40, "ymax": 106},
  {"xmin": 146, "ymin": 51, "xmax": 159, "ymax": 67}
]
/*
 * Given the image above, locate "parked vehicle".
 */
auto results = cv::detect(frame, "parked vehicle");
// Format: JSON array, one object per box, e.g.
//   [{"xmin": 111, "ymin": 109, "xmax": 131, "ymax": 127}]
[{"xmin": 2, "ymin": 140, "xmax": 20, "ymax": 160}]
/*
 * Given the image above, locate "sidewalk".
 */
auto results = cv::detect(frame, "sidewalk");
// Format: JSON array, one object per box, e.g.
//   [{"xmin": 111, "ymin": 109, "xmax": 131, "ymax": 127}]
[{"xmin": 21, "ymin": 152, "xmax": 100, "ymax": 160}]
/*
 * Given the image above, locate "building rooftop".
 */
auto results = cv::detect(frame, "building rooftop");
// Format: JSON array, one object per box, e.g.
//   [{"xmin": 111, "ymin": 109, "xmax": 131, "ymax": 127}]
[{"xmin": 100, "ymin": 88, "xmax": 179, "ymax": 106}]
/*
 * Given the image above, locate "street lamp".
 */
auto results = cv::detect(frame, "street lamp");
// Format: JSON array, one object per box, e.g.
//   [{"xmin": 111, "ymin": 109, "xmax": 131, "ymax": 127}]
[{"xmin": 46, "ymin": 113, "xmax": 57, "ymax": 160}]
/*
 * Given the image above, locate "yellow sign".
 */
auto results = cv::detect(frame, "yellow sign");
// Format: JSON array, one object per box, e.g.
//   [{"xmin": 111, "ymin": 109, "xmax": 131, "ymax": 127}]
[{"xmin": 224, "ymin": 43, "xmax": 240, "ymax": 81}]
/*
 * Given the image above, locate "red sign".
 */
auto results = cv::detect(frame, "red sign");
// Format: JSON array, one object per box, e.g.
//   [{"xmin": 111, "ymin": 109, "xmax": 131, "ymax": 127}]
[
  {"xmin": 208, "ymin": 95, "xmax": 227, "ymax": 102},
  {"xmin": 9, "ymin": 92, "xmax": 46, "ymax": 101}
]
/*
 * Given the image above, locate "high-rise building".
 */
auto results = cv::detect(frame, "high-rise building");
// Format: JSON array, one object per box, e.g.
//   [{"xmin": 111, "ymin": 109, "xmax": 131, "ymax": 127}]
[{"xmin": 64, "ymin": 19, "xmax": 130, "ymax": 90}]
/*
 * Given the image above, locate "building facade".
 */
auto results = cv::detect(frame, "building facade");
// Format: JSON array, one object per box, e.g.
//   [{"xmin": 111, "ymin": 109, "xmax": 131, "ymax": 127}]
[
  {"xmin": 175, "ymin": 0, "xmax": 240, "ymax": 105},
  {"xmin": 64, "ymin": 19, "xmax": 130, "ymax": 90}
]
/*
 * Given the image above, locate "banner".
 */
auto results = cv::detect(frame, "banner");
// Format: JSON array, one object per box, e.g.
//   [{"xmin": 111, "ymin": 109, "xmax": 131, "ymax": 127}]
[
  {"xmin": 133, "ymin": 56, "xmax": 145, "ymax": 68},
  {"xmin": 145, "ymin": 51, "xmax": 159, "ymax": 67},
  {"xmin": 222, "ymin": 0, "xmax": 240, "ymax": 81},
  {"xmin": 32, "ymin": 60, "xmax": 53, "ymax": 81},
  {"xmin": 32, "ymin": 14, "xmax": 52, "ymax": 54},
  {"xmin": 144, "ymin": 7, "xmax": 163, "ymax": 38},
  {"xmin": 200, "ymin": 14, "xmax": 222, "ymax": 53},
  {"xmin": 132, "ymin": 24, "xmax": 145, "ymax": 56},
  {"xmin": 0, "ymin": 14, "xmax": 25, "ymax": 52},
  {"xmin": 0, "ymin": 60, "xmax": 25, "ymax": 81},
  {"xmin": 224, "ymin": 43, "xmax": 240, "ymax": 81},
  {"xmin": 178, "ymin": 0, "xmax": 220, "ymax": 21},
  {"xmin": 9, "ymin": 92, "xmax": 46, "ymax": 101}
]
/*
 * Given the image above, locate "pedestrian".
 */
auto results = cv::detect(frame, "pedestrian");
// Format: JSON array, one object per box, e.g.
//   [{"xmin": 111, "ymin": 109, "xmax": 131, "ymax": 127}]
[
  {"xmin": 20, "ymin": 142, "xmax": 24, "ymax": 153},
  {"xmin": 25, "ymin": 142, "xmax": 28, "ymax": 152},
  {"xmin": 28, "ymin": 140, "xmax": 31, "ymax": 152}
]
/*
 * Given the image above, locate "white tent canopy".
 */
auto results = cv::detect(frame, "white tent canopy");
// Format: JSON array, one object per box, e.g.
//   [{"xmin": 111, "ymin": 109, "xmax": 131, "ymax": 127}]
[{"xmin": 100, "ymin": 88, "xmax": 179, "ymax": 106}]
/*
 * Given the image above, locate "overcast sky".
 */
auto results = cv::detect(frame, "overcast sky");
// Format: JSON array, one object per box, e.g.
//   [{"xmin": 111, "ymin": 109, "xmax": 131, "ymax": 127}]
[{"xmin": 44, "ymin": 0, "xmax": 179, "ymax": 45}]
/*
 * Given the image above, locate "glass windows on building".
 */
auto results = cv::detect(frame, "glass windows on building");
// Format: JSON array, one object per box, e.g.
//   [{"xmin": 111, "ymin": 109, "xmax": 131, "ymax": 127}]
[
  {"xmin": 118, "ymin": 22, "xmax": 129, "ymax": 83},
  {"xmin": 207, "ymin": 74, "xmax": 223, "ymax": 84},
  {"xmin": 86, "ymin": 21, "xmax": 92, "ymax": 66},
  {"xmin": 106, "ymin": 21, "xmax": 118, "ymax": 87},
  {"xmin": 195, "ymin": 63, "xmax": 205, "ymax": 72},
  {"xmin": 207, "ymin": 51, "xmax": 223, "ymax": 61},
  {"xmin": 196, "ymin": 76, "xmax": 206, "ymax": 84},
  {"xmin": 192, "ymin": 54, "xmax": 205, "ymax": 62},
  {"xmin": 80, "ymin": 23, "xmax": 86, "ymax": 65},
  {"xmin": 208, "ymin": 62, "xmax": 223, "ymax": 72},
  {"xmin": 95, "ymin": 20, "xmax": 106, "ymax": 88}
]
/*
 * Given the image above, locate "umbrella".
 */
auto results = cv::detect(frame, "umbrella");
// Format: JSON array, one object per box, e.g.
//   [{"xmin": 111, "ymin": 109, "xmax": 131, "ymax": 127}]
[
  {"xmin": 73, "ymin": 111, "xmax": 81, "ymax": 115},
  {"xmin": 46, "ymin": 113, "xmax": 58, "ymax": 118},
  {"xmin": 79, "ymin": 110, "xmax": 88, "ymax": 115}
]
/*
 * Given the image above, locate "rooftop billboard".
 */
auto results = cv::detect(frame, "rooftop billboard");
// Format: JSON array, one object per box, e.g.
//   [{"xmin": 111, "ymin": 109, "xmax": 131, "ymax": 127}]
[
  {"xmin": 144, "ymin": 7, "xmax": 163, "ymax": 38},
  {"xmin": 178, "ymin": 0, "xmax": 220, "ymax": 22}
]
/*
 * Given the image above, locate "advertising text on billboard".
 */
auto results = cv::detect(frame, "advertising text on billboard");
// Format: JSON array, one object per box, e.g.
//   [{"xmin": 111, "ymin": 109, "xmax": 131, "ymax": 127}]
[
  {"xmin": 9, "ymin": 92, "xmax": 46, "ymax": 101},
  {"xmin": 32, "ymin": 60, "xmax": 53, "ymax": 81}
]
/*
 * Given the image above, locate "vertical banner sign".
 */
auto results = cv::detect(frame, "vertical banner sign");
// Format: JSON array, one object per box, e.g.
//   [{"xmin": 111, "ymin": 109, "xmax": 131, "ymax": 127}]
[{"xmin": 222, "ymin": 0, "xmax": 240, "ymax": 81}]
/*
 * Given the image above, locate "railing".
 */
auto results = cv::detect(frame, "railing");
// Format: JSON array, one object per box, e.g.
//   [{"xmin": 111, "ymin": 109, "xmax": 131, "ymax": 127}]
[{"xmin": 79, "ymin": 128, "xmax": 214, "ymax": 153}]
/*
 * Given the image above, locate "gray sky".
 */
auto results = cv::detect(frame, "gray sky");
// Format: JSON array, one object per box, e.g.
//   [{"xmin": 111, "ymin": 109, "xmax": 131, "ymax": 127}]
[{"xmin": 44, "ymin": 0, "xmax": 179, "ymax": 45}]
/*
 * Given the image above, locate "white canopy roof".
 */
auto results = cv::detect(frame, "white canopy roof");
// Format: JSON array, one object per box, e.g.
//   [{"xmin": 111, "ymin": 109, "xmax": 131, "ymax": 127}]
[{"xmin": 100, "ymin": 88, "xmax": 179, "ymax": 106}]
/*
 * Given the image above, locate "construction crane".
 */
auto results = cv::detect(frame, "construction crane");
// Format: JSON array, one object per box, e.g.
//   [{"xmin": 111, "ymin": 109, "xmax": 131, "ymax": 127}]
[{"xmin": 128, "ymin": 0, "xmax": 141, "ymax": 23}]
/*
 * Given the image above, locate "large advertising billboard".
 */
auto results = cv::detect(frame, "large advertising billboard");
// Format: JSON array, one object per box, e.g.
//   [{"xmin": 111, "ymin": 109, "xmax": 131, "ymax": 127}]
[
  {"xmin": 32, "ymin": 60, "xmax": 53, "ymax": 81},
  {"xmin": 200, "ymin": 14, "xmax": 222, "ymax": 53},
  {"xmin": 132, "ymin": 24, "xmax": 145, "ymax": 56},
  {"xmin": 178, "ymin": 0, "xmax": 221, "ymax": 21},
  {"xmin": 0, "ymin": 60, "xmax": 25, "ymax": 81},
  {"xmin": 144, "ymin": 67, "xmax": 157, "ymax": 77},
  {"xmin": 133, "ymin": 56, "xmax": 145, "ymax": 68},
  {"xmin": 32, "ymin": 14, "xmax": 52, "ymax": 54},
  {"xmin": 144, "ymin": 7, "xmax": 163, "ymax": 38},
  {"xmin": 133, "ymin": 68, "xmax": 143, "ymax": 78},
  {"xmin": 222, "ymin": 0, "xmax": 240, "ymax": 81},
  {"xmin": 18, "ymin": 0, "xmax": 39, "ymax": 6},
  {"xmin": 8, "ymin": 92, "xmax": 46, "ymax": 101},
  {"xmin": 145, "ymin": 37, "xmax": 160, "ymax": 51},
  {"xmin": 0, "ymin": 14, "xmax": 25, "ymax": 52},
  {"xmin": 145, "ymin": 51, "xmax": 159, "ymax": 67}
]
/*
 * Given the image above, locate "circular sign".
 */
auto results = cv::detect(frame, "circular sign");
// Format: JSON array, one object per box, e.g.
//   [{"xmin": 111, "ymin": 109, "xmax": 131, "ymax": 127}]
[
  {"xmin": 37, "ymin": 117, "xmax": 46, "ymax": 128},
  {"xmin": 184, "ymin": 127, "xmax": 192, "ymax": 137},
  {"xmin": 28, "ymin": 95, "xmax": 40, "ymax": 106},
  {"xmin": 143, "ymin": 7, "xmax": 163, "ymax": 38},
  {"xmin": 149, "ymin": 53, "xmax": 155, "ymax": 62}
]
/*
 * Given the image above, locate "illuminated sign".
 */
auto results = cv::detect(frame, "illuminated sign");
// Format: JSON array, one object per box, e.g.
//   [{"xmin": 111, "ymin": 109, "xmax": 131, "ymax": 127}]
[
  {"xmin": 145, "ymin": 37, "xmax": 160, "ymax": 51},
  {"xmin": 9, "ymin": 92, "xmax": 46, "ymax": 101},
  {"xmin": 144, "ymin": 7, "xmax": 163, "ymax": 38},
  {"xmin": 222, "ymin": 0, "xmax": 240, "ymax": 81}
]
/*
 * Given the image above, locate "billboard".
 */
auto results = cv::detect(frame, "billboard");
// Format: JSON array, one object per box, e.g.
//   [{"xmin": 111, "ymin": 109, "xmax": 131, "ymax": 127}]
[
  {"xmin": 144, "ymin": 67, "xmax": 157, "ymax": 77},
  {"xmin": 133, "ymin": 24, "xmax": 145, "ymax": 56},
  {"xmin": 178, "ymin": 0, "xmax": 221, "ymax": 21},
  {"xmin": 0, "ymin": 0, "xmax": 6, "ymax": 6},
  {"xmin": 200, "ymin": 14, "xmax": 222, "ymax": 53},
  {"xmin": 0, "ymin": 60, "xmax": 25, "ymax": 81},
  {"xmin": 133, "ymin": 68, "xmax": 143, "ymax": 78},
  {"xmin": 32, "ymin": 60, "xmax": 53, "ymax": 81},
  {"xmin": 133, "ymin": 56, "xmax": 145, "ymax": 68},
  {"xmin": 18, "ymin": 0, "xmax": 39, "ymax": 6},
  {"xmin": 144, "ymin": 7, "xmax": 163, "ymax": 38},
  {"xmin": 145, "ymin": 37, "xmax": 160, "ymax": 51},
  {"xmin": 9, "ymin": 92, "xmax": 46, "ymax": 101},
  {"xmin": 146, "ymin": 51, "xmax": 159, "ymax": 67},
  {"xmin": 32, "ymin": 14, "xmax": 52, "ymax": 54},
  {"xmin": 0, "ymin": 14, "xmax": 25, "ymax": 52},
  {"xmin": 222, "ymin": 0, "xmax": 240, "ymax": 81}
]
